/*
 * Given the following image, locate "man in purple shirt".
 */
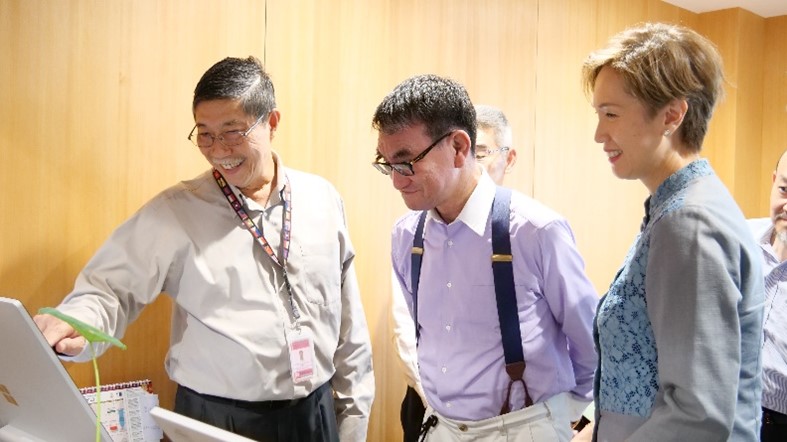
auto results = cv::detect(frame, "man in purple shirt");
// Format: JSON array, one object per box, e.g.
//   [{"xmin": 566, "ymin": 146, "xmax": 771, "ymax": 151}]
[{"xmin": 371, "ymin": 74, "xmax": 598, "ymax": 441}]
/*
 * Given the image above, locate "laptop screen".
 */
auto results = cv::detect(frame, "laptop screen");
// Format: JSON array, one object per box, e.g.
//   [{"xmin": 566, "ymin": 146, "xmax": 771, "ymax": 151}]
[{"xmin": 0, "ymin": 296, "xmax": 113, "ymax": 441}]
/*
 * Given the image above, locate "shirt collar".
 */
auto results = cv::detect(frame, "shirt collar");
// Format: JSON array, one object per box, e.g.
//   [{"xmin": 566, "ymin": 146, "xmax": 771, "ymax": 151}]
[
  {"xmin": 427, "ymin": 169, "xmax": 496, "ymax": 236},
  {"xmin": 752, "ymin": 219, "xmax": 781, "ymax": 263},
  {"xmin": 753, "ymin": 220, "xmax": 774, "ymax": 246},
  {"xmin": 648, "ymin": 158, "xmax": 712, "ymax": 220}
]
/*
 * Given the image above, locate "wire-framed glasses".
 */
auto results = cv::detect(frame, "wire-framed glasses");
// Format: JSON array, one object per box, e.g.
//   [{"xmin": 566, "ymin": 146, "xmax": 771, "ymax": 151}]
[
  {"xmin": 475, "ymin": 146, "xmax": 510, "ymax": 161},
  {"xmin": 188, "ymin": 115, "xmax": 265, "ymax": 148}
]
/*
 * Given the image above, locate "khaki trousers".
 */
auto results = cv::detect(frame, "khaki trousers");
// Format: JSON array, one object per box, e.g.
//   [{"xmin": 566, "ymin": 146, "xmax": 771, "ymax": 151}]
[{"xmin": 421, "ymin": 392, "xmax": 572, "ymax": 442}]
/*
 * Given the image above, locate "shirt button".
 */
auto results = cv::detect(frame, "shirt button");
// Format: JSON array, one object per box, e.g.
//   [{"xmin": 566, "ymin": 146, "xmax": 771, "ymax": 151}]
[
  {"xmin": 447, "ymin": 240, "xmax": 454, "ymax": 247},
  {"xmin": 447, "ymin": 282, "xmax": 452, "ymax": 288},
  {"xmin": 445, "ymin": 325, "xmax": 451, "ymax": 331},
  {"xmin": 458, "ymin": 424, "xmax": 468, "ymax": 432},
  {"xmin": 441, "ymin": 366, "xmax": 447, "ymax": 373},
  {"xmin": 446, "ymin": 402, "xmax": 452, "ymax": 408}
]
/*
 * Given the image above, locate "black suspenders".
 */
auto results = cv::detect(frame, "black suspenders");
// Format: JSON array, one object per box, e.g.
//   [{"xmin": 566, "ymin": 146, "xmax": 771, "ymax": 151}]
[{"xmin": 410, "ymin": 186, "xmax": 533, "ymax": 415}]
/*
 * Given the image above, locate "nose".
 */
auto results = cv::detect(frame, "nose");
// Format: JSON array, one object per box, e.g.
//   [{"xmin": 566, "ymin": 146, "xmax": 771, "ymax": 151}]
[
  {"xmin": 391, "ymin": 171, "xmax": 410, "ymax": 190},
  {"xmin": 594, "ymin": 122, "xmax": 607, "ymax": 144},
  {"xmin": 206, "ymin": 141, "xmax": 233, "ymax": 156}
]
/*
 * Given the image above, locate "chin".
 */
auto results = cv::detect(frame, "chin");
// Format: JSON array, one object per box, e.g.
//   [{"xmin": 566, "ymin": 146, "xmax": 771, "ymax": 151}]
[{"xmin": 401, "ymin": 195, "xmax": 430, "ymax": 212}]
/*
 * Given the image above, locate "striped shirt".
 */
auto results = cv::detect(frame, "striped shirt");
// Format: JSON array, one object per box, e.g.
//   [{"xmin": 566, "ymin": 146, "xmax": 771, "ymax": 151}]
[{"xmin": 750, "ymin": 217, "xmax": 787, "ymax": 414}]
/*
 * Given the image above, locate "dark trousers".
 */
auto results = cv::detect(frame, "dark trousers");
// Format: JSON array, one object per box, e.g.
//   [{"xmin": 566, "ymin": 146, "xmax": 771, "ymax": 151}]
[
  {"xmin": 762, "ymin": 407, "xmax": 787, "ymax": 442},
  {"xmin": 174, "ymin": 382, "xmax": 339, "ymax": 442},
  {"xmin": 400, "ymin": 386, "xmax": 426, "ymax": 442}
]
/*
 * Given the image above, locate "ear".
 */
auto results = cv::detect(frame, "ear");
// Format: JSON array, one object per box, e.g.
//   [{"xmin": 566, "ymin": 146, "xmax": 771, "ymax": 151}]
[
  {"xmin": 663, "ymin": 98, "xmax": 687, "ymax": 133},
  {"xmin": 267, "ymin": 109, "xmax": 281, "ymax": 136},
  {"xmin": 505, "ymin": 149, "xmax": 518, "ymax": 173},
  {"xmin": 452, "ymin": 130, "xmax": 473, "ymax": 168},
  {"xmin": 773, "ymin": 171, "xmax": 778, "ymax": 184}
]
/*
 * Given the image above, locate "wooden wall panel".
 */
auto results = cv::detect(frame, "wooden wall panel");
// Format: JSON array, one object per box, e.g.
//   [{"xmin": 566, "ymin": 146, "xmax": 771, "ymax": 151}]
[
  {"xmin": 760, "ymin": 16, "xmax": 787, "ymax": 216},
  {"xmin": 0, "ymin": 1, "xmax": 784, "ymax": 441},
  {"xmin": 697, "ymin": 8, "xmax": 765, "ymax": 218}
]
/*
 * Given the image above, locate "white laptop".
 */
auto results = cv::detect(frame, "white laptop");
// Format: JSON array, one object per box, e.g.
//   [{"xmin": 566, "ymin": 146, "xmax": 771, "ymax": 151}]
[
  {"xmin": 149, "ymin": 406, "xmax": 256, "ymax": 442},
  {"xmin": 0, "ymin": 296, "xmax": 114, "ymax": 441}
]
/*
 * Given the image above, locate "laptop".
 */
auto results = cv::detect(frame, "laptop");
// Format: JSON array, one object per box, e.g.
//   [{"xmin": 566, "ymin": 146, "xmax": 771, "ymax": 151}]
[
  {"xmin": 0, "ymin": 296, "xmax": 113, "ymax": 441},
  {"xmin": 149, "ymin": 406, "xmax": 256, "ymax": 442}
]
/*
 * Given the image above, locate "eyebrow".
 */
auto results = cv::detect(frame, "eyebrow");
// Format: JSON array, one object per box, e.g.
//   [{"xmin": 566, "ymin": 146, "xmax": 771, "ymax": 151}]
[
  {"xmin": 195, "ymin": 119, "xmax": 246, "ymax": 129},
  {"xmin": 376, "ymin": 147, "xmax": 417, "ymax": 163}
]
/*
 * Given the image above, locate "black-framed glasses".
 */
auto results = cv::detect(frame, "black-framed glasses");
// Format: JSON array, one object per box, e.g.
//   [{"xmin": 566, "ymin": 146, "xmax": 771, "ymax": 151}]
[
  {"xmin": 475, "ymin": 146, "xmax": 510, "ymax": 161},
  {"xmin": 372, "ymin": 131, "xmax": 454, "ymax": 176},
  {"xmin": 188, "ymin": 115, "xmax": 265, "ymax": 148}
]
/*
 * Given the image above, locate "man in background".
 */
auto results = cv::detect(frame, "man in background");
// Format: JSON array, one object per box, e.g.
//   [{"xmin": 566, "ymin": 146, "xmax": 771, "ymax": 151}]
[
  {"xmin": 390, "ymin": 104, "xmax": 519, "ymax": 441},
  {"xmin": 474, "ymin": 104, "xmax": 518, "ymax": 185},
  {"xmin": 749, "ymin": 149, "xmax": 787, "ymax": 442}
]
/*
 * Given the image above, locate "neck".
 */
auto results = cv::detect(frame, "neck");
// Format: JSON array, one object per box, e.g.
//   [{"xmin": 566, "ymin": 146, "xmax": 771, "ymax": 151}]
[
  {"xmin": 240, "ymin": 161, "xmax": 278, "ymax": 206},
  {"xmin": 644, "ymin": 151, "xmax": 699, "ymax": 194},
  {"xmin": 435, "ymin": 169, "xmax": 480, "ymax": 224},
  {"xmin": 771, "ymin": 230, "xmax": 787, "ymax": 262}
]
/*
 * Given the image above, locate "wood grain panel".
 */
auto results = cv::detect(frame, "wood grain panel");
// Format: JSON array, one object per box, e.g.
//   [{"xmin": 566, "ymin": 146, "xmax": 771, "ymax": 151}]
[
  {"xmin": 698, "ymin": 9, "xmax": 766, "ymax": 218},
  {"xmin": 0, "ymin": 1, "xmax": 783, "ymax": 441},
  {"xmin": 760, "ymin": 16, "xmax": 787, "ymax": 216}
]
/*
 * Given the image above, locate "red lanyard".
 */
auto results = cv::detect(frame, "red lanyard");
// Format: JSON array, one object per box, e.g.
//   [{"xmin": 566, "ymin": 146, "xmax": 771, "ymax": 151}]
[{"xmin": 213, "ymin": 169, "xmax": 299, "ymax": 319}]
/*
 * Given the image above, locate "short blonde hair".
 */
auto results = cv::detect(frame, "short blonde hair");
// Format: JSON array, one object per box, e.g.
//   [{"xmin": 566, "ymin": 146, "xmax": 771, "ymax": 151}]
[{"xmin": 581, "ymin": 22, "xmax": 724, "ymax": 152}]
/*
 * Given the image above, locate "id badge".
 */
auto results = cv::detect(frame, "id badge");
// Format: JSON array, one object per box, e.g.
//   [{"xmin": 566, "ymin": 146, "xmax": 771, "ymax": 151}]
[{"xmin": 287, "ymin": 328, "xmax": 315, "ymax": 383}]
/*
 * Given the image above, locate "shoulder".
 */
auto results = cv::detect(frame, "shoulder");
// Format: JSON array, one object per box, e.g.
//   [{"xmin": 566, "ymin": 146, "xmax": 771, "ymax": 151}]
[
  {"xmin": 747, "ymin": 217, "xmax": 772, "ymax": 240},
  {"xmin": 650, "ymin": 179, "xmax": 759, "ymax": 268},
  {"xmin": 507, "ymin": 190, "xmax": 572, "ymax": 233},
  {"xmin": 285, "ymin": 168, "xmax": 337, "ymax": 190},
  {"xmin": 656, "ymin": 175, "xmax": 747, "ymax": 238},
  {"xmin": 142, "ymin": 170, "xmax": 215, "ymax": 210},
  {"xmin": 392, "ymin": 211, "xmax": 426, "ymax": 239},
  {"xmin": 285, "ymin": 168, "xmax": 345, "ymax": 205}
]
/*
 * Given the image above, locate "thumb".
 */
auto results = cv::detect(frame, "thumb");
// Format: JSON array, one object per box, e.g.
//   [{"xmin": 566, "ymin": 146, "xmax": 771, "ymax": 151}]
[{"xmin": 54, "ymin": 335, "xmax": 88, "ymax": 356}]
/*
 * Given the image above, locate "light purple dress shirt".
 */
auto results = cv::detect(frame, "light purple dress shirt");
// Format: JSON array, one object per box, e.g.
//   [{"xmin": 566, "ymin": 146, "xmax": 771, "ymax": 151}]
[{"xmin": 391, "ymin": 172, "xmax": 598, "ymax": 421}]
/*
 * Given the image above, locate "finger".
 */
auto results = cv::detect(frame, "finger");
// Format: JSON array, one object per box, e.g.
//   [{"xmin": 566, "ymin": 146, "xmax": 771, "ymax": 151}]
[
  {"xmin": 54, "ymin": 336, "xmax": 87, "ymax": 356},
  {"xmin": 33, "ymin": 314, "xmax": 78, "ymax": 347}
]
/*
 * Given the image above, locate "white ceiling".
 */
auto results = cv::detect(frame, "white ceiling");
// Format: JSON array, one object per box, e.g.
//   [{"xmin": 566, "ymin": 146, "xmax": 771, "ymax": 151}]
[{"xmin": 663, "ymin": 0, "xmax": 787, "ymax": 18}]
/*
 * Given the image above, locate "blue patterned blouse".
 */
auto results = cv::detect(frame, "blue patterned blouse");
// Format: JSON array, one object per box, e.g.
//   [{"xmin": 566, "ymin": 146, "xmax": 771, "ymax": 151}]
[{"xmin": 593, "ymin": 159, "xmax": 764, "ymax": 441}]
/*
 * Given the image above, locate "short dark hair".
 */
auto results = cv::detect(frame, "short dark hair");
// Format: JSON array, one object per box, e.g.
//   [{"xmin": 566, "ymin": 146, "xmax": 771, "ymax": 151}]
[
  {"xmin": 192, "ymin": 56, "xmax": 276, "ymax": 119},
  {"xmin": 372, "ymin": 74, "xmax": 476, "ymax": 152}
]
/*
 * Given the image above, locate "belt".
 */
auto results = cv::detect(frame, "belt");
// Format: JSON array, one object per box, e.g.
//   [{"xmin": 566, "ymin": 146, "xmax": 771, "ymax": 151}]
[
  {"xmin": 763, "ymin": 407, "xmax": 787, "ymax": 425},
  {"xmin": 181, "ymin": 381, "xmax": 328, "ymax": 411}
]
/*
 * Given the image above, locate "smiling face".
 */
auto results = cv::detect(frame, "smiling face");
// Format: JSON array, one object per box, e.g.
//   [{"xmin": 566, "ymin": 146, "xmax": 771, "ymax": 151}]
[
  {"xmin": 193, "ymin": 98, "xmax": 278, "ymax": 196},
  {"xmin": 591, "ymin": 66, "xmax": 685, "ymax": 193}
]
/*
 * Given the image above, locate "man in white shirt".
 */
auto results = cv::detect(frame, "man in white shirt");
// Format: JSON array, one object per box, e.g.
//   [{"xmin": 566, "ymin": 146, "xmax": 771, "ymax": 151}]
[
  {"xmin": 33, "ymin": 56, "xmax": 374, "ymax": 442},
  {"xmin": 749, "ymin": 149, "xmax": 787, "ymax": 442}
]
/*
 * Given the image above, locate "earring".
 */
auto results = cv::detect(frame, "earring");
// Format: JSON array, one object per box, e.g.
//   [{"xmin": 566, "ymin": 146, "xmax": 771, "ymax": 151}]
[{"xmin": 664, "ymin": 129, "xmax": 671, "ymax": 137}]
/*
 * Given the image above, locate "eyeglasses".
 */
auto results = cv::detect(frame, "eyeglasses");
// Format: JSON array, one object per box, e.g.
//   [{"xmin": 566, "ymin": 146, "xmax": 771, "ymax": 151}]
[
  {"xmin": 188, "ymin": 115, "xmax": 265, "ymax": 148},
  {"xmin": 475, "ymin": 146, "xmax": 510, "ymax": 161},
  {"xmin": 372, "ymin": 131, "xmax": 454, "ymax": 176}
]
